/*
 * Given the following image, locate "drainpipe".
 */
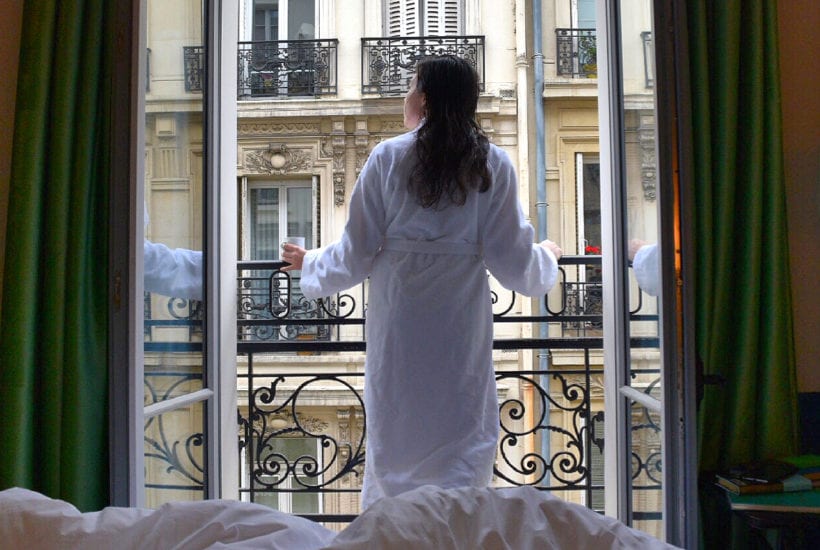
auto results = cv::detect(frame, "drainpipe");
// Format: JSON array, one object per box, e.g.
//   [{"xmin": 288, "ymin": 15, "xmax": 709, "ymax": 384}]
[
  {"xmin": 533, "ymin": 0, "xmax": 546, "ymax": 246},
  {"xmin": 532, "ymin": 0, "xmax": 551, "ymax": 485}
]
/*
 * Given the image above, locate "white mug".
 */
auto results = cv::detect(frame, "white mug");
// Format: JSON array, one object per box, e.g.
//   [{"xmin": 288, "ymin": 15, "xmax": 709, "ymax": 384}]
[{"xmin": 286, "ymin": 236, "xmax": 306, "ymax": 249}]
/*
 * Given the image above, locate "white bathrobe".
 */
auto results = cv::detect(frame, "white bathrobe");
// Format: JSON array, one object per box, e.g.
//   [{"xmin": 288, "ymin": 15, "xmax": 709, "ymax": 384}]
[
  {"xmin": 300, "ymin": 130, "xmax": 559, "ymax": 509},
  {"xmin": 632, "ymin": 242, "xmax": 660, "ymax": 297}
]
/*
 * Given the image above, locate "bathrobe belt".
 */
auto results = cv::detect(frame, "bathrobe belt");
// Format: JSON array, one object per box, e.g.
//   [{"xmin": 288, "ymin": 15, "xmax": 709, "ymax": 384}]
[{"xmin": 382, "ymin": 237, "xmax": 482, "ymax": 256}]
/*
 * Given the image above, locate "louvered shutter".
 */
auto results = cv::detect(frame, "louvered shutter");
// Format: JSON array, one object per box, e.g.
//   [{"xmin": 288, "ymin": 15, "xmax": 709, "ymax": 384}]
[
  {"xmin": 386, "ymin": 0, "xmax": 462, "ymax": 36},
  {"xmin": 386, "ymin": 0, "xmax": 420, "ymax": 36},
  {"xmin": 424, "ymin": 0, "xmax": 462, "ymax": 36}
]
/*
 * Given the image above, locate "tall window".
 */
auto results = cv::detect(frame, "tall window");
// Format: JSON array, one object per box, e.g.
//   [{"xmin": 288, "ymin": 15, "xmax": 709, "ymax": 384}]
[
  {"xmin": 577, "ymin": 153, "xmax": 602, "ymax": 259},
  {"xmin": 574, "ymin": 0, "xmax": 596, "ymax": 29},
  {"xmin": 239, "ymin": 179, "xmax": 318, "ymax": 344},
  {"xmin": 242, "ymin": 437, "xmax": 323, "ymax": 513},
  {"xmin": 244, "ymin": 180, "xmax": 314, "ymax": 261},
  {"xmin": 253, "ymin": 1, "xmax": 279, "ymax": 41},
  {"xmin": 251, "ymin": 0, "xmax": 315, "ymax": 41},
  {"xmin": 385, "ymin": 0, "xmax": 463, "ymax": 36}
]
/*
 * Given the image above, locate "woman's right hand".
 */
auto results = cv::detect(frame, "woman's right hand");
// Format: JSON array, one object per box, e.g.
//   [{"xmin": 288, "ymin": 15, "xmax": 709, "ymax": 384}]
[
  {"xmin": 539, "ymin": 239, "xmax": 563, "ymax": 260},
  {"xmin": 281, "ymin": 243, "xmax": 307, "ymax": 271}
]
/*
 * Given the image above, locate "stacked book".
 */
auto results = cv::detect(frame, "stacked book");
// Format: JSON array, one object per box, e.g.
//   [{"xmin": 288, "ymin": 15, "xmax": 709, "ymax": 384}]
[{"xmin": 716, "ymin": 457, "xmax": 820, "ymax": 495}]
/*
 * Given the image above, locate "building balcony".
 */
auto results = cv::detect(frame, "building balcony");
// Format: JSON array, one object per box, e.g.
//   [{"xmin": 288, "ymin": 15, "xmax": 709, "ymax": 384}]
[
  {"xmin": 237, "ymin": 39, "xmax": 339, "ymax": 98},
  {"xmin": 555, "ymin": 28, "xmax": 597, "ymax": 79},
  {"xmin": 182, "ymin": 40, "xmax": 339, "ymax": 98},
  {"xmin": 361, "ymin": 35, "xmax": 485, "ymax": 95},
  {"xmin": 143, "ymin": 255, "xmax": 662, "ymax": 524},
  {"xmin": 183, "ymin": 36, "xmax": 485, "ymax": 99}
]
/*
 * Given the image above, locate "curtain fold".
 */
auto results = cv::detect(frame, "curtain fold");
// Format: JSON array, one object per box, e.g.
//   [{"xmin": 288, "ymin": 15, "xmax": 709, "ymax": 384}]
[
  {"xmin": 0, "ymin": 0, "xmax": 110, "ymax": 511},
  {"xmin": 688, "ymin": 0, "xmax": 799, "ymax": 546}
]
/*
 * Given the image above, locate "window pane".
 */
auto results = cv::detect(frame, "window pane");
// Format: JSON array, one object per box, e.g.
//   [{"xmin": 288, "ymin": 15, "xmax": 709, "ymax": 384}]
[
  {"xmin": 288, "ymin": 0, "xmax": 315, "ymax": 40},
  {"xmin": 245, "ymin": 437, "xmax": 321, "ymax": 513},
  {"xmin": 250, "ymin": 187, "xmax": 280, "ymax": 260},
  {"xmin": 619, "ymin": 0, "xmax": 662, "ymax": 539},
  {"xmin": 254, "ymin": 1, "xmax": 279, "ymax": 41},
  {"xmin": 630, "ymin": 393, "xmax": 663, "ymax": 534},
  {"xmin": 286, "ymin": 186, "xmax": 313, "ymax": 248},
  {"xmin": 143, "ymin": 402, "xmax": 206, "ymax": 506},
  {"xmin": 143, "ymin": 0, "xmax": 205, "ymax": 402},
  {"xmin": 143, "ymin": 0, "xmax": 207, "ymax": 506}
]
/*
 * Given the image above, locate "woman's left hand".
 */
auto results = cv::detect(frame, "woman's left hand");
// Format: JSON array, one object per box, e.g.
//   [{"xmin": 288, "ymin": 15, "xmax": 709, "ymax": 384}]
[{"xmin": 281, "ymin": 243, "xmax": 307, "ymax": 271}]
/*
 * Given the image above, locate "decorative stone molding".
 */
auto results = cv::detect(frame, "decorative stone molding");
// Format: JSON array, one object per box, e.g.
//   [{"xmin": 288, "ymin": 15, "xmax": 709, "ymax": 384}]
[
  {"xmin": 331, "ymin": 119, "xmax": 347, "ymax": 206},
  {"xmin": 238, "ymin": 122, "xmax": 322, "ymax": 136},
  {"xmin": 638, "ymin": 111, "xmax": 657, "ymax": 201},
  {"xmin": 354, "ymin": 119, "xmax": 370, "ymax": 177},
  {"xmin": 379, "ymin": 120, "xmax": 406, "ymax": 134},
  {"xmin": 244, "ymin": 144, "xmax": 312, "ymax": 175},
  {"xmin": 337, "ymin": 408, "xmax": 351, "ymax": 461},
  {"xmin": 263, "ymin": 412, "xmax": 328, "ymax": 434},
  {"xmin": 296, "ymin": 412, "xmax": 328, "ymax": 433}
]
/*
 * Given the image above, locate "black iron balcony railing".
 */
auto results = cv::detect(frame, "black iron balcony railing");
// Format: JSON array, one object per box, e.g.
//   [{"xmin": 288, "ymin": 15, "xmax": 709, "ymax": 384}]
[
  {"xmin": 361, "ymin": 35, "xmax": 485, "ymax": 95},
  {"xmin": 143, "ymin": 255, "xmax": 662, "ymax": 526},
  {"xmin": 183, "ymin": 46, "xmax": 205, "ymax": 92},
  {"xmin": 237, "ymin": 39, "xmax": 339, "ymax": 98},
  {"xmin": 182, "ymin": 40, "xmax": 339, "ymax": 97},
  {"xmin": 555, "ymin": 28, "xmax": 597, "ymax": 78}
]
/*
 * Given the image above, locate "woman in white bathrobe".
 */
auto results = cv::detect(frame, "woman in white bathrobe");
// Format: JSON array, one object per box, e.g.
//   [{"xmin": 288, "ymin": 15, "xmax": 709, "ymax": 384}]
[{"xmin": 282, "ymin": 56, "xmax": 562, "ymax": 509}]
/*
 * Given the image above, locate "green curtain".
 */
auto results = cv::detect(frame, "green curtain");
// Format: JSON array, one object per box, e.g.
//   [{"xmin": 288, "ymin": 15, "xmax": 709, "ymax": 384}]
[
  {"xmin": 0, "ymin": 0, "xmax": 111, "ymax": 511},
  {"xmin": 688, "ymin": 0, "xmax": 799, "ymax": 547}
]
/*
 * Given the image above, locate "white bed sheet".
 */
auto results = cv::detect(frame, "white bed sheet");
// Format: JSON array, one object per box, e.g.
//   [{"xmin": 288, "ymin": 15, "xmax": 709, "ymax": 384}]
[{"xmin": 0, "ymin": 485, "xmax": 680, "ymax": 549}]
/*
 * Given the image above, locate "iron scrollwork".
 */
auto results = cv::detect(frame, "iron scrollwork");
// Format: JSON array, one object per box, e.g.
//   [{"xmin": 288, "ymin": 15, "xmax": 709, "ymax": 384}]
[
  {"xmin": 495, "ymin": 372, "xmax": 599, "ymax": 488},
  {"xmin": 239, "ymin": 375, "xmax": 366, "ymax": 496},
  {"xmin": 143, "ymin": 373, "xmax": 206, "ymax": 490},
  {"xmin": 362, "ymin": 36, "xmax": 485, "ymax": 95}
]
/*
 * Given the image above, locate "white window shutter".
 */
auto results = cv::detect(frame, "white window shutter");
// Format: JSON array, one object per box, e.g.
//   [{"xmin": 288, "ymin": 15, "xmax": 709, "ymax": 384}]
[
  {"xmin": 424, "ymin": 0, "xmax": 462, "ymax": 36},
  {"xmin": 387, "ymin": 0, "xmax": 420, "ymax": 36}
]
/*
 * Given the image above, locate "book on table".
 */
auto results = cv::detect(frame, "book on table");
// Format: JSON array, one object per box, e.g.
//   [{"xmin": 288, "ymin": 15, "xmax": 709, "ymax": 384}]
[
  {"xmin": 716, "ymin": 457, "xmax": 820, "ymax": 495},
  {"xmin": 716, "ymin": 471, "xmax": 820, "ymax": 495}
]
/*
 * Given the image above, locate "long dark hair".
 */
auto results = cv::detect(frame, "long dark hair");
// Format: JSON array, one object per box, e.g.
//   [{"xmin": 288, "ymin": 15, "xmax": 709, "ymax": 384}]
[{"xmin": 409, "ymin": 55, "xmax": 491, "ymax": 208}]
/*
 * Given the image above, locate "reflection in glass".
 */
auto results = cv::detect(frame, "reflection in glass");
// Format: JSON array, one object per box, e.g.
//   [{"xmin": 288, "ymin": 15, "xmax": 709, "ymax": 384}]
[
  {"xmin": 143, "ymin": 0, "xmax": 207, "ymax": 506},
  {"xmin": 620, "ymin": 0, "xmax": 662, "ymax": 539},
  {"xmin": 144, "ymin": 402, "xmax": 207, "ymax": 506}
]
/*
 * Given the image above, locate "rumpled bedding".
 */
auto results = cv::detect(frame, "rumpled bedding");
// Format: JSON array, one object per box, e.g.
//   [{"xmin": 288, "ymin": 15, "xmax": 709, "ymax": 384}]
[{"xmin": 0, "ymin": 485, "xmax": 680, "ymax": 549}]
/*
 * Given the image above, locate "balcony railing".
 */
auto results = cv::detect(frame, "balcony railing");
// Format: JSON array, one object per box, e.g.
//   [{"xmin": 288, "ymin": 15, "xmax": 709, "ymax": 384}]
[
  {"xmin": 237, "ymin": 39, "xmax": 339, "ymax": 98},
  {"xmin": 183, "ymin": 46, "xmax": 205, "ymax": 92},
  {"xmin": 143, "ymin": 255, "xmax": 662, "ymax": 526},
  {"xmin": 555, "ymin": 28, "xmax": 597, "ymax": 78},
  {"xmin": 182, "ymin": 40, "xmax": 339, "ymax": 97},
  {"xmin": 361, "ymin": 35, "xmax": 485, "ymax": 95}
]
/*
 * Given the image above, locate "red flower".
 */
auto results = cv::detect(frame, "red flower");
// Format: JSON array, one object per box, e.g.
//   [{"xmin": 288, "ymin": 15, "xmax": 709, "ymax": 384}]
[{"xmin": 585, "ymin": 245, "xmax": 601, "ymax": 255}]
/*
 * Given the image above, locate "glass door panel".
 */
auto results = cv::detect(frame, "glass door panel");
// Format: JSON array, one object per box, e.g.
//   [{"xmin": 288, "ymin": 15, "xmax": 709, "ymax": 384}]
[
  {"xmin": 618, "ymin": 0, "xmax": 662, "ymax": 537},
  {"xmin": 142, "ymin": 0, "xmax": 209, "ymax": 506}
]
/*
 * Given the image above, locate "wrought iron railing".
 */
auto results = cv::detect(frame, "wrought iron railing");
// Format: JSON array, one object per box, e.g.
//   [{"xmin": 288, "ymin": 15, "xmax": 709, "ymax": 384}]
[
  {"xmin": 182, "ymin": 41, "xmax": 339, "ymax": 97},
  {"xmin": 555, "ymin": 28, "xmax": 597, "ymax": 78},
  {"xmin": 361, "ymin": 35, "xmax": 485, "ymax": 95},
  {"xmin": 237, "ymin": 39, "xmax": 338, "ymax": 98},
  {"xmin": 143, "ymin": 255, "xmax": 662, "ymax": 525},
  {"xmin": 183, "ymin": 46, "xmax": 205, "ymax": 92}
]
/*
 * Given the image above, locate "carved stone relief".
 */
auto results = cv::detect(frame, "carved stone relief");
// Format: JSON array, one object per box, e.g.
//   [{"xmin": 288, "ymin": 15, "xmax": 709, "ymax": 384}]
[
  {"xmin": 244, "ymin": 144, "xmax": 312, "ymax": 175},
  {"xmin": 238, "ymin": 121, "xmax": 322, "ymax": 136},
  {"xmin": 379, "ymin": 120, "xmax": 406, "ymax": 134},
  {"xmin": 336, "ymin": 408, "xmax": 351, "ymax": 460},
  {"xmin": 331, "ymin": 137, "xmax": 346, "ymax": 206}
]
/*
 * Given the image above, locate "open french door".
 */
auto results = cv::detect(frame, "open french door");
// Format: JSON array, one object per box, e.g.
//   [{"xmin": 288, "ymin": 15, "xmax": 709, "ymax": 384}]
[
  {"xmin": 110, "ymin": 0, "xmax": 238, "ymax": 507},
  {"xmin": 596, "ymin": 0, "xmax": 697, "ymax": 546}
]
